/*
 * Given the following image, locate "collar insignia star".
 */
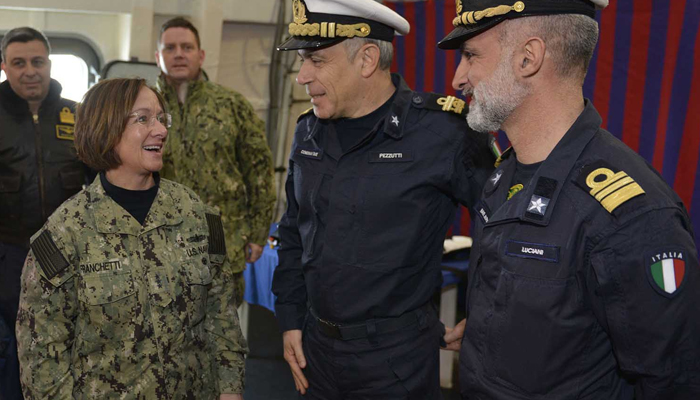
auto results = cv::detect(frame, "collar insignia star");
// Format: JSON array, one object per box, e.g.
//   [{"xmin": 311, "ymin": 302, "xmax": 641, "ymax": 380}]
[
  {"xmin": 527, "ymin": 195, "xmax": 550, "ymax": 216},
  {"xmin": 491, "ymin": 170, "xmax": 503, "ymax": 185},
  {"xmin": 391, "ymin": 115, "xmax": 400, "ymax": 127}
]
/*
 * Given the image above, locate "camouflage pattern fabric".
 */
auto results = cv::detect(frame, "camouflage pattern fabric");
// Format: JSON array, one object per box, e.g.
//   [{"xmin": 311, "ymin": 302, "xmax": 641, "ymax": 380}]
[
  {"xmin": 157, "ymin": 75, "xmax": 276, "ymax": 283},
  {"xmin": 16, "ymin": 176, "xmax": 248, "ymax": 399}
]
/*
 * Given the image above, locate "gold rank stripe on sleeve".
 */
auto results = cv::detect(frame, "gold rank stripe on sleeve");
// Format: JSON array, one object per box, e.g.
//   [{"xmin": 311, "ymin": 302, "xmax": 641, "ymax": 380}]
[{"xmin": 585, "ymin": 167, "xmax": 645, "ymax": 213}]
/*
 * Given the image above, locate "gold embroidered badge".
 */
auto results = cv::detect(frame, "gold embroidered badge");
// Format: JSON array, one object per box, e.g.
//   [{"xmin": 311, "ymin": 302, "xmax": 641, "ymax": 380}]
[
  {"xmin": 56, "ymin": 125, "xmax": 75, "ymax": 141},
  {"xmin": 59, "ymin": 107, "xmax": 75, "ymax": 124},
  {"xmin": 507, "ymin": 184, "xmax": 523, "ymax": 200},
  {"xmin": 585, "ymin": 167, "xmax": 645, "ymax": 213}
]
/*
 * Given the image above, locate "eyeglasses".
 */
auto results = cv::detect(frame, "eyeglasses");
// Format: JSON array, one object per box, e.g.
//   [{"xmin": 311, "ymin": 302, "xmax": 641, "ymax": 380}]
[{"xmin": 129, "ymin": 112, "xmax": 172, "ymax": 128}]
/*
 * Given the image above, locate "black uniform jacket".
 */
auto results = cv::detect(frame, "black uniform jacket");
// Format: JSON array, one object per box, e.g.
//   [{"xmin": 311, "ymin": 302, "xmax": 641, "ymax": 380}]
[
  {"xmin": 0, "ymin": 79, "xmax": 88, "ymax": 247},
  {"xmin": 273, "ymin": 74, "xmax": 495, "ymax": 331},
  {"xmin": 461, "ymin": 100, "xmax": 700, "ymax": 399}
]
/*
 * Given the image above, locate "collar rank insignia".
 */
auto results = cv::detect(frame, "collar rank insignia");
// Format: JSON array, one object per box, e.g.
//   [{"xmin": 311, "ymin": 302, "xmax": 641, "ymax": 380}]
[
  {"xmin": 576, "ymin": 160, "xmax": 645, "ymax": 213},
  {"xmin": 507, "ymin": 184, "xmax": 523, "ymax": 200},
  {"xmin": 59, "ymin": 107, "xmax": 75, "ymax": 124},
  {"xmin": 490, "ymin": 170, "xmax": 503, "ymax": 185},
  {"xmin": 391, "ymin": 115, "xmax": 400, "ymax": 127},
  {"xmin": 527, "ymin": 195, "xmax": 549, "ymax": 216},
  {"xmin": 646, "ymin": 249, "xmax": 687, "ymax": 298}
]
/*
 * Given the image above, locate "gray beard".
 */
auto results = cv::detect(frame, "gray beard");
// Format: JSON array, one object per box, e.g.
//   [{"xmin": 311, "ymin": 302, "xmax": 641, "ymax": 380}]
[{"xmin": 466, "ymin": 55, "xmax": 530, "ymax": 133}]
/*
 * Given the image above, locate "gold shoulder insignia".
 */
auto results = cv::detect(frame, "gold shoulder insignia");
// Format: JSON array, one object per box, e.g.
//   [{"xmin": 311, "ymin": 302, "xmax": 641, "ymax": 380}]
[
  {"xmin": 576, "ymin": 161, "xmax": 645, "ymax": 213},
  {"xmin": 419, "ymin": 93, "xmax": 469, "ymax": 117},
  {"xmin": 437, "ymin": 96, "xmax": 466, "ymax": 116},
  {"xmin": 297, "ymin": 107, "xmax": 314, "ymax": 122},
  {"xmin": 59, "ymin": 107, "xmax": 75, "ymax": 124}
]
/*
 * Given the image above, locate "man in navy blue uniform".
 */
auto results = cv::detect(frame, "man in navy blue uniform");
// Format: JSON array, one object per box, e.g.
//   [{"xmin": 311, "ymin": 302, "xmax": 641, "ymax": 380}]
[
  {"xmin": 439, "ymin": 0, "xmax": 700, "ymax": 398},
  {"xmin": 272, "ymin": 0, "xmax": 496, "ymax": 398}
]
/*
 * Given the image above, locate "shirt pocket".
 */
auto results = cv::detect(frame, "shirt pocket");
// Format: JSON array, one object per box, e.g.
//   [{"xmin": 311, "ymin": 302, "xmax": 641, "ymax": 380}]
[
  {"xmin": 0, "ymin": 173, "xmax": 22, "ymax": 222},
  {"xmin": 77, "ymin": 272, "xmax": 137, "ymax": 342},
  {"xmin": 181, "ymin": 261, "xmax": 213, "ymax": 327},
  {"xmin": 485, "ymin": 269, "xmax": 584, "ymax": 396}
]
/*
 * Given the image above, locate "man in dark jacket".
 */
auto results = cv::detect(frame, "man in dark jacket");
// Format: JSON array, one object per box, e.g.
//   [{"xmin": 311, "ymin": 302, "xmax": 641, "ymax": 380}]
[
  {"xmin": 439, "ymin": 1, "xmax": 700, "ymax": 398},
  {"xmin": 0, "ymin": 27, "xmax": 88, "ymax": 400},
  {"xmin": 272, "ymin": 0, "xmax": 496, "ymax": 398}
]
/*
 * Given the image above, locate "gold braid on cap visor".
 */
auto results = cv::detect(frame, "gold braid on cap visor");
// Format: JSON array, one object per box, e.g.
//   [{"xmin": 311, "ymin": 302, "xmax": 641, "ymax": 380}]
[
  {"xmin": 453, "ymin": 1, "xmax": 525, "ymax": 27},
  {"xmin": 288, "ymin": 22, "xmax": 371, "ymax": 38}
]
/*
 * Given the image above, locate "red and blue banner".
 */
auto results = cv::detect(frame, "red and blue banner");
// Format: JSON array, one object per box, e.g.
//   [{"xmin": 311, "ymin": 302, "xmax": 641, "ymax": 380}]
[{"xmin": 386, "ymin": 0, "xmax": 700, "ymax": 250}]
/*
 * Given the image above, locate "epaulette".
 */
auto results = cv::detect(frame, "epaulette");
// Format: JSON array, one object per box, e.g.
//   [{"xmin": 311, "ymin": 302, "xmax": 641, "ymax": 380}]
[
  {"xmin": 205, "ymin": 213, "xmax": 227, "ymax": 255},
  {"xmin": 297, "ymin": 107, "xmax": 314, "ymax": 123},
  {"xmin": 494, "ymin": 146, "xmax": 513, "ymax": 167},
  {"xmin": 31, "ymin": 230, "xmax": 69, "ymax": 280},
  {"xmin": 414, "ymin": 93, "xmax": 468, "ymax": 118},
  {"xmin": 575, "ymin": 160, "xmax": 646, "ymax": 214}
]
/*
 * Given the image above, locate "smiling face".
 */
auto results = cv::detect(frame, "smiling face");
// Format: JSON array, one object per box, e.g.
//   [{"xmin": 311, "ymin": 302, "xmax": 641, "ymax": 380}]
[
  {"xmin": 156, "ymin": 27, "xmax": 205, "ymax": 85},
  {"xmin": 110, "ymin": 87, "xmax": 168, "ymax": 181},
  {"xmin": 1, "ymin": 40, "xmax": 51, "ymax": 103},
  {"xmin": 452, "ymin": 26, "xmax": 530, "ymax": 132},
  {"xmin": 295, "ymin": 43, "xmax": 364, "ymax": 120}
]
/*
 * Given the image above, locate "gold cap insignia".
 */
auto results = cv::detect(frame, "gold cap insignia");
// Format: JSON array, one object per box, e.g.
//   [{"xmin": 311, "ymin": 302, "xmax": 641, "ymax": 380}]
[
  {"xmin": 582, "ymin": 165, "xmax": 645, "ymax": 213},
  {"xmin": 56, "ymin": 124, "xmax": 75, "ymax": 141},
  {"xmin": 453, "ymin": 1, "xmax": 525, "ymax": 27},
  {"xmin": 59, "ymin": 107, "xmax": 75, "ymax": 124},
  {"xmin": 293, "ymin": 0, "xmax": 308, "ymax": 24}
]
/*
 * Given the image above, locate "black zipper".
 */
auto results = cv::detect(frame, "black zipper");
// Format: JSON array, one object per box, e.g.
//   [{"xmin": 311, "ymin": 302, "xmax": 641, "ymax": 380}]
[{"xmin": 33, "ymin": 113, "xmax": 48, "ymax": 221}]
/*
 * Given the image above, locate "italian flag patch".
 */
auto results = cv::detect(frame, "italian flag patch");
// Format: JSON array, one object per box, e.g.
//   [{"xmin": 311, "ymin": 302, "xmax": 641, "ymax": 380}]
[{"xmin": 647, "ymin": 250, "xmax": 686, "ymax": 297}]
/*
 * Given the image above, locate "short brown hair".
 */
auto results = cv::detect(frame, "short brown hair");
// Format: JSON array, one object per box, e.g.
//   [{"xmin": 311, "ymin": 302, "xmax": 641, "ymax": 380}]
[
  {"xmin": 158, "ymin": 17, "xmax": 201, "ymax": 49},
  {"xmin": 74, "ymin": 78, "xmax": 166, "ymax": 172}
]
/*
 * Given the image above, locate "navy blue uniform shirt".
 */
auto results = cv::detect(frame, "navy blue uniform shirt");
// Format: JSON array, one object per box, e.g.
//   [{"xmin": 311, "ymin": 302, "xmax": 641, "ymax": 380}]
[
  {"xmin": 273, "ymin": 74, "xmax": 495, "ymax": 331},
  {"xmin": 461, "ymin": 100, "xmax": 700, "ymax": 399}
]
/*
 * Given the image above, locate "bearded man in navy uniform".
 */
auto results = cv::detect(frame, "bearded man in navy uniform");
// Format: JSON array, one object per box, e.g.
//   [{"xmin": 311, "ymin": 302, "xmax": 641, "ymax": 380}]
[{"xmin": 439, "ymin": 0, "xmax": 700, "ymax": 398}]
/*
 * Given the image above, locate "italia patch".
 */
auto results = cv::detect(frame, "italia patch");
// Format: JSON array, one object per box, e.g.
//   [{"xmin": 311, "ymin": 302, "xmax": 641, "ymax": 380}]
[
  {"xmin": 576, "ymin": 160, "xmax": 645, "ymax": 213},
  {"xmin": 505, "ymin": 240, "xmax": 560, "ymax": 263},
  {"xmin": 369, "ymin": 151, "xmax": 413, "ymax": 163},
  {"xmin": 646, "ymin": 249, "xmax": 687, "ymax": 298},
  {"xmin": 56, "ymin": 124, "xmax": 75, "ymax": 141},
  {"xmin": 296, "ymin": 146, "xmax": 323, "ymax": 160}
]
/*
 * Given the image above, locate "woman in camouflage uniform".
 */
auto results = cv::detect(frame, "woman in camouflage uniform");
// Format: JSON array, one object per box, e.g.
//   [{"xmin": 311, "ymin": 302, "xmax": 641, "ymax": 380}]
[{"xmin": 15, "ymin": 78, "xmax": 248, "ymax": 400}]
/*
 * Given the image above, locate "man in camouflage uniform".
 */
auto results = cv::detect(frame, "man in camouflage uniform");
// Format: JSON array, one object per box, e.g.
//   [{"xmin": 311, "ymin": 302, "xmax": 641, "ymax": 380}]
[
  {"xmin": 155, "ymin": 17, "xmax": 275, "ymax": 305},
  {"xmin": 16, "ymin": 177, "xmax": 248, "ymax": 399}
]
